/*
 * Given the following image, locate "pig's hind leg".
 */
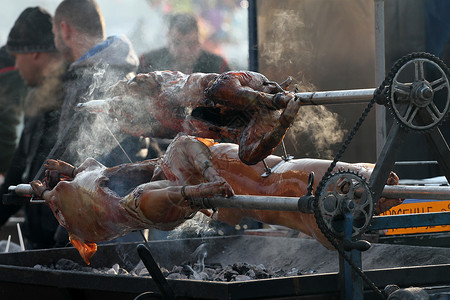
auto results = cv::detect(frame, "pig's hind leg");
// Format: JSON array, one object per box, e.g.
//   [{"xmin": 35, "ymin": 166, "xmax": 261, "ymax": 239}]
[{"xmin": 45, "ymin": 158, "xmax": 104, "ymax": 178}]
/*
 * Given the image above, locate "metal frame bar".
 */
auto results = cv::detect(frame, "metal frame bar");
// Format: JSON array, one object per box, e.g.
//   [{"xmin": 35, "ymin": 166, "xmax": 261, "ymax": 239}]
[
  {"xmin": 369, "ymin": 212, "xmax": 450, "ymax": 230},
  {"xmin": 190, "ymin": 184, "xmax": 450, "ymax": 212},
  {"xmin": 248, "ymin": 0, "xmax": 258, "ymax": 72},
  {"xmin": 374, "ymin": 0, "xmax": 387, "ymax": 156},
  {"xmin": 295, "ymin": 88, "xmax": 376, "ymax": 105}
]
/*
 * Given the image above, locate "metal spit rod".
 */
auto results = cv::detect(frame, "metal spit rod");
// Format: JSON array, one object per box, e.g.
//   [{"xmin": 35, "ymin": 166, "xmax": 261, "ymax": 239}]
[
  {"xmin": 8, "ymin": 184, "xmax": 450, "ymax": 210},
  {"xmin": 76, "ymin": 88, "xmax": 378, "ymax": 114},
  {"xmin": 191, "ymin": 185, "xmax": 450, "ymax": 212},
  {"xmin": 295, "ymin": 88, "xmax": 376, "ymax": 105}
]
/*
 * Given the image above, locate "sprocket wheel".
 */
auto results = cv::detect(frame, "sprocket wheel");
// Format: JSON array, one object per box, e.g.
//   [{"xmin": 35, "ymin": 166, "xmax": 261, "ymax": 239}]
[
  {"xmin": 317, "ymin": 171, "xmax": 373, "ymax": 239},
  {"xmin": 388, "ymin": 53, "xmax": 450, "ymax": 132}
]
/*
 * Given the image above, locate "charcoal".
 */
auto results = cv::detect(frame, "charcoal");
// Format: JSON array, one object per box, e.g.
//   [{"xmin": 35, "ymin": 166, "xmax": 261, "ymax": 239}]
[
  {"xmin": 170, "ymin": 265, "xmax": 183, "ymax": 274},
  {"xmin": 246, "ymin": 269, "xmax": 256, "ymax": 278},
  {"xmin": 167, "ymin": 273, "xmax": 188, "ymax": 280},
  {"xmin": 181, "ymin": 264, "xmax": 194, "ymax": 276},
  {"xmin": 34, "ymin": 258, "xmax": 303, "ymax": 282},
  {"xmin": 55, "ymin": 258, "xmax": 84, "ymax": 271},
  {"xmin": 203, "ymin": 267, "xmax": 216, "ymax": 279},
  {"xmin": 205, "ymin": 262, "xmax": 222, "ymax": 269},
  {"xmin": 218, "ymin": 266, "xmax": 239, "ymax": 282},
  {"xmin": 234, "ymin": 275, "xmax": 252, "ymax": 281},
  {"xmin": 137, "ymin": 268, "xmax": 149, "ymax": 276},
  {"xmin": 232, "ymin": 262, "xmax": 251, "ymax": 274},
  {"xmin": 160, "ymin": 267, "xmax": 170, "ymax": 277}
]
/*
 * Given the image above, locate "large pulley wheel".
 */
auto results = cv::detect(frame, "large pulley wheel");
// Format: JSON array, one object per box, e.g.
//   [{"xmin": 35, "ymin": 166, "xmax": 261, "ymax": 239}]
[
  {"xmin": 388, "ymin": 53, "xmax": 450, "ymax": 132},
  {"xmin": 317, "ymin": 171, "xmax": 373, "ymax": 239}
]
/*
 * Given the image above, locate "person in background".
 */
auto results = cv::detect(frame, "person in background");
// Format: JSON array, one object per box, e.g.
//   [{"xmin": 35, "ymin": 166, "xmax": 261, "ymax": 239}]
[
  {"xmin": 52, "ymin": 0, "xmax": 142, "ymax": 167},
  {"xmin": 0, "ymin": 6, "xmax": 66, "ymax": 249},
  {"xmin": 137, "ymin": 12, "xmax": 232, "ymax": 160},
  {"xmin": 52, "ymin": 0, "xmax": 146, "ymax": 244},
  {"xmin": 138, "ymin": 12, "xmax": 230, "ymax": 74},
  {"xmin": 138, "ymin": 14, "xmax": 260, "ymax": 240},
  {"xmin": 0, "ymin": 46, "xmax": 27, "ymax": 182}
]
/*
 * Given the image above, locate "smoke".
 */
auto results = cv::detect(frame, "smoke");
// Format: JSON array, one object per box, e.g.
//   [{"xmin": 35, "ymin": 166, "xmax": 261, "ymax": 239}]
[
  {"xmin": 287, "ymin": 105, "xmax": 347, "ymax": 159},
  {"xmin": 168, "ymin": 213, "xmax": 217, "ymax": 239},
  {"xmin": 257, "ymin": 8, "xmax": 347, "ymax": 158},
  {"xmin": 279, "ymin": 78, "xmax": 347, "ymax": 159},
  {"xmin": 87, "ymin": 66, "xmax": 107, "ymax": 98},
  {"xmin": 24, "ymin": 59, "xmax": 66, "ymax": 118},
  {"xmin": 71, "ymin": 112, "xmax": 126, "ymax": 166},
  {"xmin": 259, "ymin": 8, "xmax": 313, "ymax": 81},
  {"xmin": 260, "ymin": 9, "xmax": 308, "ymax": 67},
  {"xmin": 66, "ymin": 65, "xmax": 142, "ymax": 166}
]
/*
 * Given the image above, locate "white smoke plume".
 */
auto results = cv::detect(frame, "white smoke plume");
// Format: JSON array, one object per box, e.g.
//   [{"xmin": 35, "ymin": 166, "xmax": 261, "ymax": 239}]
[
  {"xmin": 287, "ymin": 105, "xmax": 347, "ymax": 159},
  {"xmin": 168, "ymin": 213, "xmax": 217, "ymax": 239},
  {"xmin": 258, "ymin": 7, "xmax": 348, "ymax": 159},
  {"xmin": 66, "ymin": 66, "xmax": 141, "ymax": 166}
]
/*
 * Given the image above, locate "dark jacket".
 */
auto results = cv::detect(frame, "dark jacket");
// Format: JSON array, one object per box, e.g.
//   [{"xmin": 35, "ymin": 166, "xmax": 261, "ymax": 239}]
[
  {"xmin": 0, "ymin": 69, "xmax": 26, "ymax": 173},
  {"xmin": 0, "ymin": 61, "xmax": 65, "ymax": 249},
  {"xmin": 57, "ymin": 35, "xmax": 141, "ymax": 166},
  {"xmin": 138, "ymin": 48, "xmax": 230, "ymax": 74}
]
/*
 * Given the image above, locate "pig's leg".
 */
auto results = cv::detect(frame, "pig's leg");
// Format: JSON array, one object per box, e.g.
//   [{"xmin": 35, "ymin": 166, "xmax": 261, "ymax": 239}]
[
  {"xmin": 206, "ymin": 75, "xmax": 295, "ymax": 110},
  {"xmin": 44, "ymin": 159, "xmax": 76, "ymax": 178},
  {"xmin": 238, "ymin": 97, "xmax": 302, "ymax": 165},
  {"xmin": 161, "ymin": 134, "xmax": 234, "ymax": 195},
  {"xmin": 375, "ymin": 172, "xmax": 403, "ymax": 214},
  {"xmin": 135, "ymin": 180, "xmax": 233, "ymax": 225},
  {"xmin": 30, "ymin": 180, "xmax": 51, "ymax": 200},
  {"xmin": 45, "ymin": 157, "xmax": 105, "ymax": 178}
]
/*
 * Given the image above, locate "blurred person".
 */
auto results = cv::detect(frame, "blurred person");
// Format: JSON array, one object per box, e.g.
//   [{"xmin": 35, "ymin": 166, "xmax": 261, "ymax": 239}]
[
  {"xmin": 138, "ymin": 13, "xmax": 259, "ymax": 240},
  {"xmin": 137, "ymin": 12, "xmax": 232, "ymax": 159},
  {"xmin": 138, "ymin": 12, "xmax": 230, "ymax": 74},
  {"xmin": 52, "ymin": 0, "xmax": 146, "ymax": 244},
  {"xmin": 52, "ymin": 0, "xmax": 143, "ymax": 168},
  {"xmin": 0, "ymin": 6, "xmax": 66, "ymax": 249},
  {"xmin": 0, "ymin": 46, "xmax": 27, "ymax": 180},
  {"xmin": 137, "ymin": 13, "xmax": 235, "ymax": 239}
]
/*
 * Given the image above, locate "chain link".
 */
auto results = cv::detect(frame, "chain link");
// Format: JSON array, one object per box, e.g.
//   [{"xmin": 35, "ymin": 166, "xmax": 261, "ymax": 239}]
[{"xmin": 311, "ymin": 52, "xmax": 424, "ymax": 299}]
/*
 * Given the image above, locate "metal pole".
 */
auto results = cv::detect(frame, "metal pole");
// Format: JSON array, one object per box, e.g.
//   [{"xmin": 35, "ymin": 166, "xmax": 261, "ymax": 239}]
[
  {"xmin": 248, "ymin": 0, "xmax": 258, "ymax": 72},
  {"xmin": 295, "ymin": 88, "xmax": 375, "ymax": 105},
  {"xmin": 341, "ymin": 211, "xmax": 363, "ymax": 300},
  {"xmin": 374, "ymin": 0, "xmax": 386, "ymax": 156},
  {"xmin": 79, "ymin": 88, "xmax": 378, "ymax": 111},
  {"xmin": 378, "ymin": 185, "xmax": 450, "ymax": 200},
  {"xmin": 190, "ymin": 185, "xmax": 450, "ymax": 212},
  {"xmin": 191, "ymin": 194, "xmax": 302, "ymax": 211},
  {"xmin": 10, "ymin": 184, "xmax": 450, "ymax": 207}
]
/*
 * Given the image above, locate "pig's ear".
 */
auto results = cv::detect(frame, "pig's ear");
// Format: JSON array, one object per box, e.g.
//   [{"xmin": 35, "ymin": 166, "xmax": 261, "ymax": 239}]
[{"xmin": 69, "ymin": 234, "xmax": 98, "ymax": 265}]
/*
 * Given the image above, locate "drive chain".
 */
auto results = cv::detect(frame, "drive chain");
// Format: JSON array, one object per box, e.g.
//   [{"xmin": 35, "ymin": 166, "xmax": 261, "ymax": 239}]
[{"xmin": 312, "ymin": 53, "xmax": 420, "ymax": 299}]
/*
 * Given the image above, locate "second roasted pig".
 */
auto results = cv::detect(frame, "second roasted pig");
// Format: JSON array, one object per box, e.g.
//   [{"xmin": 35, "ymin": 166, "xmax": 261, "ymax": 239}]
[{"xmin": 83, "ymin": 70, "xmax": 301, "ymax": 165}]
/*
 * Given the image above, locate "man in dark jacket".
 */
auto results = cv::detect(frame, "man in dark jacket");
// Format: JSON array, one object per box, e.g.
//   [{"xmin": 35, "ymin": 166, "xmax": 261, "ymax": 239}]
[
  {"xmin": 53, "ymin": 0, "xmax": 141, "ymax": 167},
  {"xmin": 138, "ymin": 13, "xmax": 230, "ymax": 74},
  {"xmin": 51, "ymin": 0, "xmax": 145, "ymax": 244},
  {"xmin": 0, "ymin": 46, "xmax": 26, "ymax": 177},
  {"xmin": 0, "ymin": 6, "xmax": 66, "ymax": 249}
]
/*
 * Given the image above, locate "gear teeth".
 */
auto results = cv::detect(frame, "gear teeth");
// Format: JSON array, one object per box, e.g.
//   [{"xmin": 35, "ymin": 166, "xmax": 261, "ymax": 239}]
[
  {"xmin": 315, "ymin": 170, "xmax": 373, "ymax": 239},
  {"xmin": 386, "ymin": 52, "xmax": 450, "ymax": 133}
]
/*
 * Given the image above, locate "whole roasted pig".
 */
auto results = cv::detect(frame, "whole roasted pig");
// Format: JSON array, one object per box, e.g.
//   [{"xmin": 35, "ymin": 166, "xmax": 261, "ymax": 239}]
[
  {"xmin": 30, "ymin": 134, "xmax": 401, "ymax": 264},
  {"xmin": 84, "ymin": 70, "xmax": 300, "ymax": 165},
  {"xmin": 31, "ymin": 134, "xmax": 233, "ymax": 264}
]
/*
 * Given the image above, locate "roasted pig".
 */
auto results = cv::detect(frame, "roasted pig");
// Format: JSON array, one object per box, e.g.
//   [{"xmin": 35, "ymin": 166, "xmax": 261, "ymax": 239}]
[
  {"xmin": 31, "ymin": 134, "xmax": 233, "ymax": 264},
  {"xmin": 89, "ymin": 70, "xmax": 300, "ymax": 165},
  {"xmin": 31, "ymin": 134, "xmax": 401, "ymax": 264}
]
